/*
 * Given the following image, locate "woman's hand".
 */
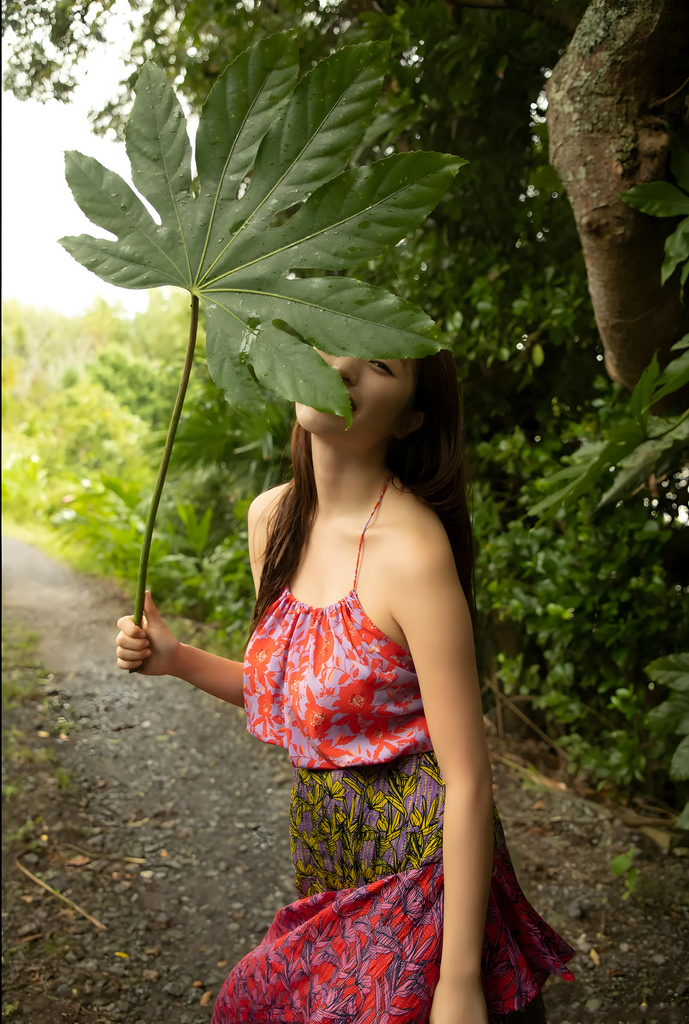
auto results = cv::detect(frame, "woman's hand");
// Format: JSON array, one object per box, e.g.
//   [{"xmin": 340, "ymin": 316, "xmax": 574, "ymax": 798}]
[
  {"xmin": 115, "ymin": 590, "xmax": 180, "ymax": 676},
  {"xmin": 429, "ymin": 974, "xmax": 489, "ymax": 1024}
]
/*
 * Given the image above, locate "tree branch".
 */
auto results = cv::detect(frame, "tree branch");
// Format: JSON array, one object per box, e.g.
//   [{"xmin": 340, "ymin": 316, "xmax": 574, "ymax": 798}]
[{"xmin": 446, "ymin": 0, "xmax": 580, "ymax": 34}]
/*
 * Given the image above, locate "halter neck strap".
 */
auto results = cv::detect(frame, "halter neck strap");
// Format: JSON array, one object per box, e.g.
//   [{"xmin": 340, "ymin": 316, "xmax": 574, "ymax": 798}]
[{"xmin": 352, "ymin": 474, "xmax": 393, "ymax": 592}]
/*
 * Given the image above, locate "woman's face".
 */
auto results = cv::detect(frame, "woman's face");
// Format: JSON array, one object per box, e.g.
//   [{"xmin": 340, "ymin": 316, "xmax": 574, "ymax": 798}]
[{"xmin": 295, "ymin": 352, "xmax": 424, "ymax": 449}]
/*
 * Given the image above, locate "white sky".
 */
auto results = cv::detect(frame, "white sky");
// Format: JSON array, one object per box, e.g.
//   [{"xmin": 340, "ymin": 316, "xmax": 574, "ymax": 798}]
[{"xmin": 1, "ymin": 3, "xmax": 181, "ymax": 318}]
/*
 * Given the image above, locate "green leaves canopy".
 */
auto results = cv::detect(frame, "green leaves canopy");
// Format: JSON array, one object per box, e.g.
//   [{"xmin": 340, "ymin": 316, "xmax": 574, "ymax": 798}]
[
  {"xmin": 59, "ymin": 31, "xmax": 466, "ymax": 420},
  {"xmin": 526, "ymin": 335, "xmax": 689, "ymax": 520}
]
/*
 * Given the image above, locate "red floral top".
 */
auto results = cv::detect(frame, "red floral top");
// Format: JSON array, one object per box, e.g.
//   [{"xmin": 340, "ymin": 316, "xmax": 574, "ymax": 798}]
[{"xmin": 243, "ymin": 476, "xmax": 434, "ymax": 768}]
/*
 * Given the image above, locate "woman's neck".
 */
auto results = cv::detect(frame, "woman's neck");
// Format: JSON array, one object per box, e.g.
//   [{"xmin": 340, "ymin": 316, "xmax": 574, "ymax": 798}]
[{"xmin": 310, "ymin": 435, "xmax": 390, "ymax": 518}]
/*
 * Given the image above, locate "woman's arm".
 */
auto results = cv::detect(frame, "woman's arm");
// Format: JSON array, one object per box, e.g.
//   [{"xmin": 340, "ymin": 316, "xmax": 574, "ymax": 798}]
[
  {"xmin": 166, "ymin": 482, "xmax": 291, "ymax": 706},
  {"xmin": 169, "ymin": 641, "xmax": 245, "ymax": 708},
  {"xmin": 117, "ymin": 483, "xmax": 290, "ymax": 703},
  {"xmin": 390, "ymin": 519, "xmax": 494, "ymax": 986}
]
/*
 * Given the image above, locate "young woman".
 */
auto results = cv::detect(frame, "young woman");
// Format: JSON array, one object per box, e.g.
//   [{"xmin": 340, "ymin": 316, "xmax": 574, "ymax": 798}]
[{"xmin": 115, "ymin": 349, "xmax": 576, "ymax": 1024}]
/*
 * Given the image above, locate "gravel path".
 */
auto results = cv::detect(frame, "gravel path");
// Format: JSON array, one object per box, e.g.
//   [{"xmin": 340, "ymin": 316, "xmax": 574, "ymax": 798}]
[{"xmin": 2, "ymin": 534, "xmax": 688, "ymax": 1024}]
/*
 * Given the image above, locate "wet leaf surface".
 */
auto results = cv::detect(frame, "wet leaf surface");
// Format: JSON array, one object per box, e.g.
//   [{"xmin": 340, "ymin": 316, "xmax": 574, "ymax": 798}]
[{"xmin": 59, "ymin": 34, "xmax": 465, "ymax": 420}]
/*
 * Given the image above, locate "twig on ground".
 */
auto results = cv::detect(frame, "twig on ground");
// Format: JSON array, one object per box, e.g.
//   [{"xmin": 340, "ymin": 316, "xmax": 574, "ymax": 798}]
[
  {"xmin": 62, "ymin": 841, "xmax": 146, "ymax": 864},
  {"xmin": 495, "ymin": 686, "xmax": 570, "ymax": 762},
  {"xmin": 15, "ymin": 856, "xmax": 107, "ymax": 930},
  {"xmin": 496, "ymin": 753, "xmax": 568, "ymax": 792}
]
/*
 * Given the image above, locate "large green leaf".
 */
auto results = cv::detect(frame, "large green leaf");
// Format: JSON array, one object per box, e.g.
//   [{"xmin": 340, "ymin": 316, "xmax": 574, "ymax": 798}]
[
  {"xmin": 651, "ymin": 333, "xmax": 689, "ymax": 405},
  {"xmin": 526, "ymin": 425, "xmax": 645, "ymax": 519},
  {"xmin": 670, "ymin": 736, "xmax": 689, "ymax": 781},
  {"xmin": 59, "ymin": 32, "xmax": 466, "ymax": 419},
  {"xmin": 645, "ymin": 652, "xmax": 689, "ymax": 693},
  {"xmin": 619, "ymin": 180, "xmax": 689, "ymax": 218},
  {"xmin": 669, "ymin": 132, "xmax": 689, "ymax": 192},
  {"xmin": 661, "ymin": 216, "xmax": 689, "ymax": 287}
]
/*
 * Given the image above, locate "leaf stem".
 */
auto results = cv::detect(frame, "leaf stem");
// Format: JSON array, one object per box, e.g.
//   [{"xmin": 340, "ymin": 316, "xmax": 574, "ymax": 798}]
[{"xmin": 130, "ymin": 294, "xmax": 200, "ymax": 652}]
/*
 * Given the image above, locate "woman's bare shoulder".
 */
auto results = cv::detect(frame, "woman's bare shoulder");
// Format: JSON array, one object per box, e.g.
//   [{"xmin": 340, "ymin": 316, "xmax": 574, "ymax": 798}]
[
  {"xmin": 384, "ymin": 482, "xmax": 454, "ymax": 573},
  {"xmin": 247, "ymin": 481, "xmax": 291, "ymax": 579},
  {"xmin": 248, "ymin": 480, "xmax": 291, "ymax": 530},
  {"xmin": 388, "ymin": 481, "xmax": 449, "ymax": 538}
]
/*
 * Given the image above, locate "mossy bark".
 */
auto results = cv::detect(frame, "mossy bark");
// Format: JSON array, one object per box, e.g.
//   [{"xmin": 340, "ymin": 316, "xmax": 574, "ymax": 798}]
[{"xmin": 547, "ymin": 0, "xmax": 689, "ymax": 408}]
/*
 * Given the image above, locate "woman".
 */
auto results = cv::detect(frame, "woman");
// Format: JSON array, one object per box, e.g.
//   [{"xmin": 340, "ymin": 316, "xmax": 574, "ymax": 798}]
[{"xmin": 115, "ymin": 349, "xmax": 576, "ymax": 1024}]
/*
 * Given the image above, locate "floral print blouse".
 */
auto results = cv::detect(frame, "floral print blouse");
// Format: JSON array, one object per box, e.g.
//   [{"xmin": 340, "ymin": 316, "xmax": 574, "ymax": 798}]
[{"xmin": 243, "ymin": 476, "xmax": 435, "ymax": 768}]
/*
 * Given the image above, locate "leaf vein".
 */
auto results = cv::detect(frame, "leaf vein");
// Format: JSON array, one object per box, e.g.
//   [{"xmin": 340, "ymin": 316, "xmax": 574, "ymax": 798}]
[
  {"xmin": 194, "ymin": 44, "xmax": 291, "ymax": 285},
  {"xmin": 202, "ymin": 161, "xmax": 448, "ymax": 288},
  {"xmin": 198, "ymin": 61, "xmax": 377, "ymax": 287}
]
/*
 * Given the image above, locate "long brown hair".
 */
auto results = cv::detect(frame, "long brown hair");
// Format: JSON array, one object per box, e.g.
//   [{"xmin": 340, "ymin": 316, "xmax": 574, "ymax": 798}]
[{"xmin": 249, "ymin": 350, "xmax": 477, "ymax": 637}]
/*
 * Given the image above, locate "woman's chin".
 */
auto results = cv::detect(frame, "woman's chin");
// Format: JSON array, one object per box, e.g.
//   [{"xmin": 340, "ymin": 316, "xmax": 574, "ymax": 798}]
[{"xmin": 295, "ymin": 403, "xmax": 350, "ymax": 435}]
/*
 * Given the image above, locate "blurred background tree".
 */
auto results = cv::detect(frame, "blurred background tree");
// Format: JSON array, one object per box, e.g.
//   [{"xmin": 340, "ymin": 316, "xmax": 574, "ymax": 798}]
[{"xmin": 3, "ymin": 0, "xmax": 688, "ymax": 824}]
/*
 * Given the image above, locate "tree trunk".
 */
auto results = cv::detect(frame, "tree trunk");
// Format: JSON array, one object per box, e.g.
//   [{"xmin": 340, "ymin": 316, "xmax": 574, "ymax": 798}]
[{"xmin": 547, "ymin": 0, "xmax": 689, "ymax": 407}]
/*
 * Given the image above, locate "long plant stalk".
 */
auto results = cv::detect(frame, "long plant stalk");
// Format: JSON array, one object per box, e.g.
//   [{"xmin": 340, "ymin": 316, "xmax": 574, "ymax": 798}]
[{"xmin": 129, "ymin": 295, "xmax": 200, "ymax": 668}]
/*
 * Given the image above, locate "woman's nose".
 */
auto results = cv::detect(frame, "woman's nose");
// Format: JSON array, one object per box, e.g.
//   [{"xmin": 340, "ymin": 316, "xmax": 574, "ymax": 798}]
[{"xmin": 330, "ymin": 355, "xmax": 360, "ymax": 385}]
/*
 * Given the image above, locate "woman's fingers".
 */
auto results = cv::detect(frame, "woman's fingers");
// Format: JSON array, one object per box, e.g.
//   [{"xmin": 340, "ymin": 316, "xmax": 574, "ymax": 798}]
[
  {"xmin": 116, "ymin": 645, "xmax": 151, "ymax": 661},
  {"xmin": 116, "ymin": 614, "xmax": 147, "ymax": 639},
  {"xmin": 117, "ymin": 655, "xmax": 143, "ymax": 669},
  {"xmin": 116, "ymin": 647, "xmax": 152, "ymax": 670},
  {"xmin": 116, "ymin": 631, "xmax": 149, "ymax": 652},
  {"xmin": 115, "ymin": 619, "xmax": 150, "ymax": 670}
]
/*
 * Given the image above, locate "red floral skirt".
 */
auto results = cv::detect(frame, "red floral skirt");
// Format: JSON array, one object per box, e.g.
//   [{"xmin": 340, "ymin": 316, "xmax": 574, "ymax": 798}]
[{"xmin": 212, "ymin": 751, "xmax": 575, "ymax": 1023}]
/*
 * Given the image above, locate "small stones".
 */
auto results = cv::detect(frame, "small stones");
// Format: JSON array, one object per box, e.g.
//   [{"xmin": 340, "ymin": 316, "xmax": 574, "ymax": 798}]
[{"xmin": 568, "ymin": 898, "xmax": 585, "ymax": 918}]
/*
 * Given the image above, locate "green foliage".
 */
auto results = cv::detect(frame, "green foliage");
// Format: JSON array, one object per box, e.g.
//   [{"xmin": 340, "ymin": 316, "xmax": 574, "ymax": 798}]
[
  {"xmin": 621, "ymin": 181, "xmax": 689, "ymax": 219},
  {"xmin": 475, "ymin": 424, "xmax": 686, "ymax": 795},
  {"xmin": 609, "ymin": 846, "xmax": 640, "ymax": 900},
  {"xmin": 48, "ymin": 472, "xmax": 258, "ymax": 652},
  {"xmin": 619, "ymin": 135, "xmax": 689, "ymax": 297},
  {"xmin": 527, "ymin": 335, "xmax": 689, "ymax": 520},
  {"xmin": 85, "ymin": 343, "xmax": 181, "ymax": 431},
  {"xmin": 1, "ymin": 296, "xmax": 130, "ymax": 414},
  {"xmin": 2, "ymin": 376, "xmax": 150, "ymax": 534},
  {"xmin": 59, "ymin": 35, "xmax": 464, "ymax": 418},
  {"xmin": 1, "ymin": 292, "xmax": 286, "ymax": 654},
  {"xmin": 644, "ymin": 652, "xmax": 689, "ymax": 828}
]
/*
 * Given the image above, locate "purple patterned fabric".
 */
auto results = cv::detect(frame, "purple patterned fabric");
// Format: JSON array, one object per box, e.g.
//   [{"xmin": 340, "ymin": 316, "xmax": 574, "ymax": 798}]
[{"xmin": 212, "ymin": 752, "xmax": 576, "ymax": 1022}]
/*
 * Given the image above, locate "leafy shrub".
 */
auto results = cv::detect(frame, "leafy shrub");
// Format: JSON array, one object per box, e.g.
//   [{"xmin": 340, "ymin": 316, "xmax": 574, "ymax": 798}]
[
  {"xmin": 51, "ymin": 474, "xmax": 255, "ymax": 652},
  {"xmin": 477, "ymin": 462, "xmax": 684, "ymax": 795},
  {"xmin": 644, "ymin": 653, "xmax": 689, "ymax": 828}
]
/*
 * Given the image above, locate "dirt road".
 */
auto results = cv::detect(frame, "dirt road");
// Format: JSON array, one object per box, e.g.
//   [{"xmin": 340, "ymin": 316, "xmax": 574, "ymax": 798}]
[
  {"xmin": 2, "ymin": 536, "xmax": 296, "ymax": 1023},
  {"xmin": 2, "ymin": 535, "xmax": 688, "ymax": 1024}
]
